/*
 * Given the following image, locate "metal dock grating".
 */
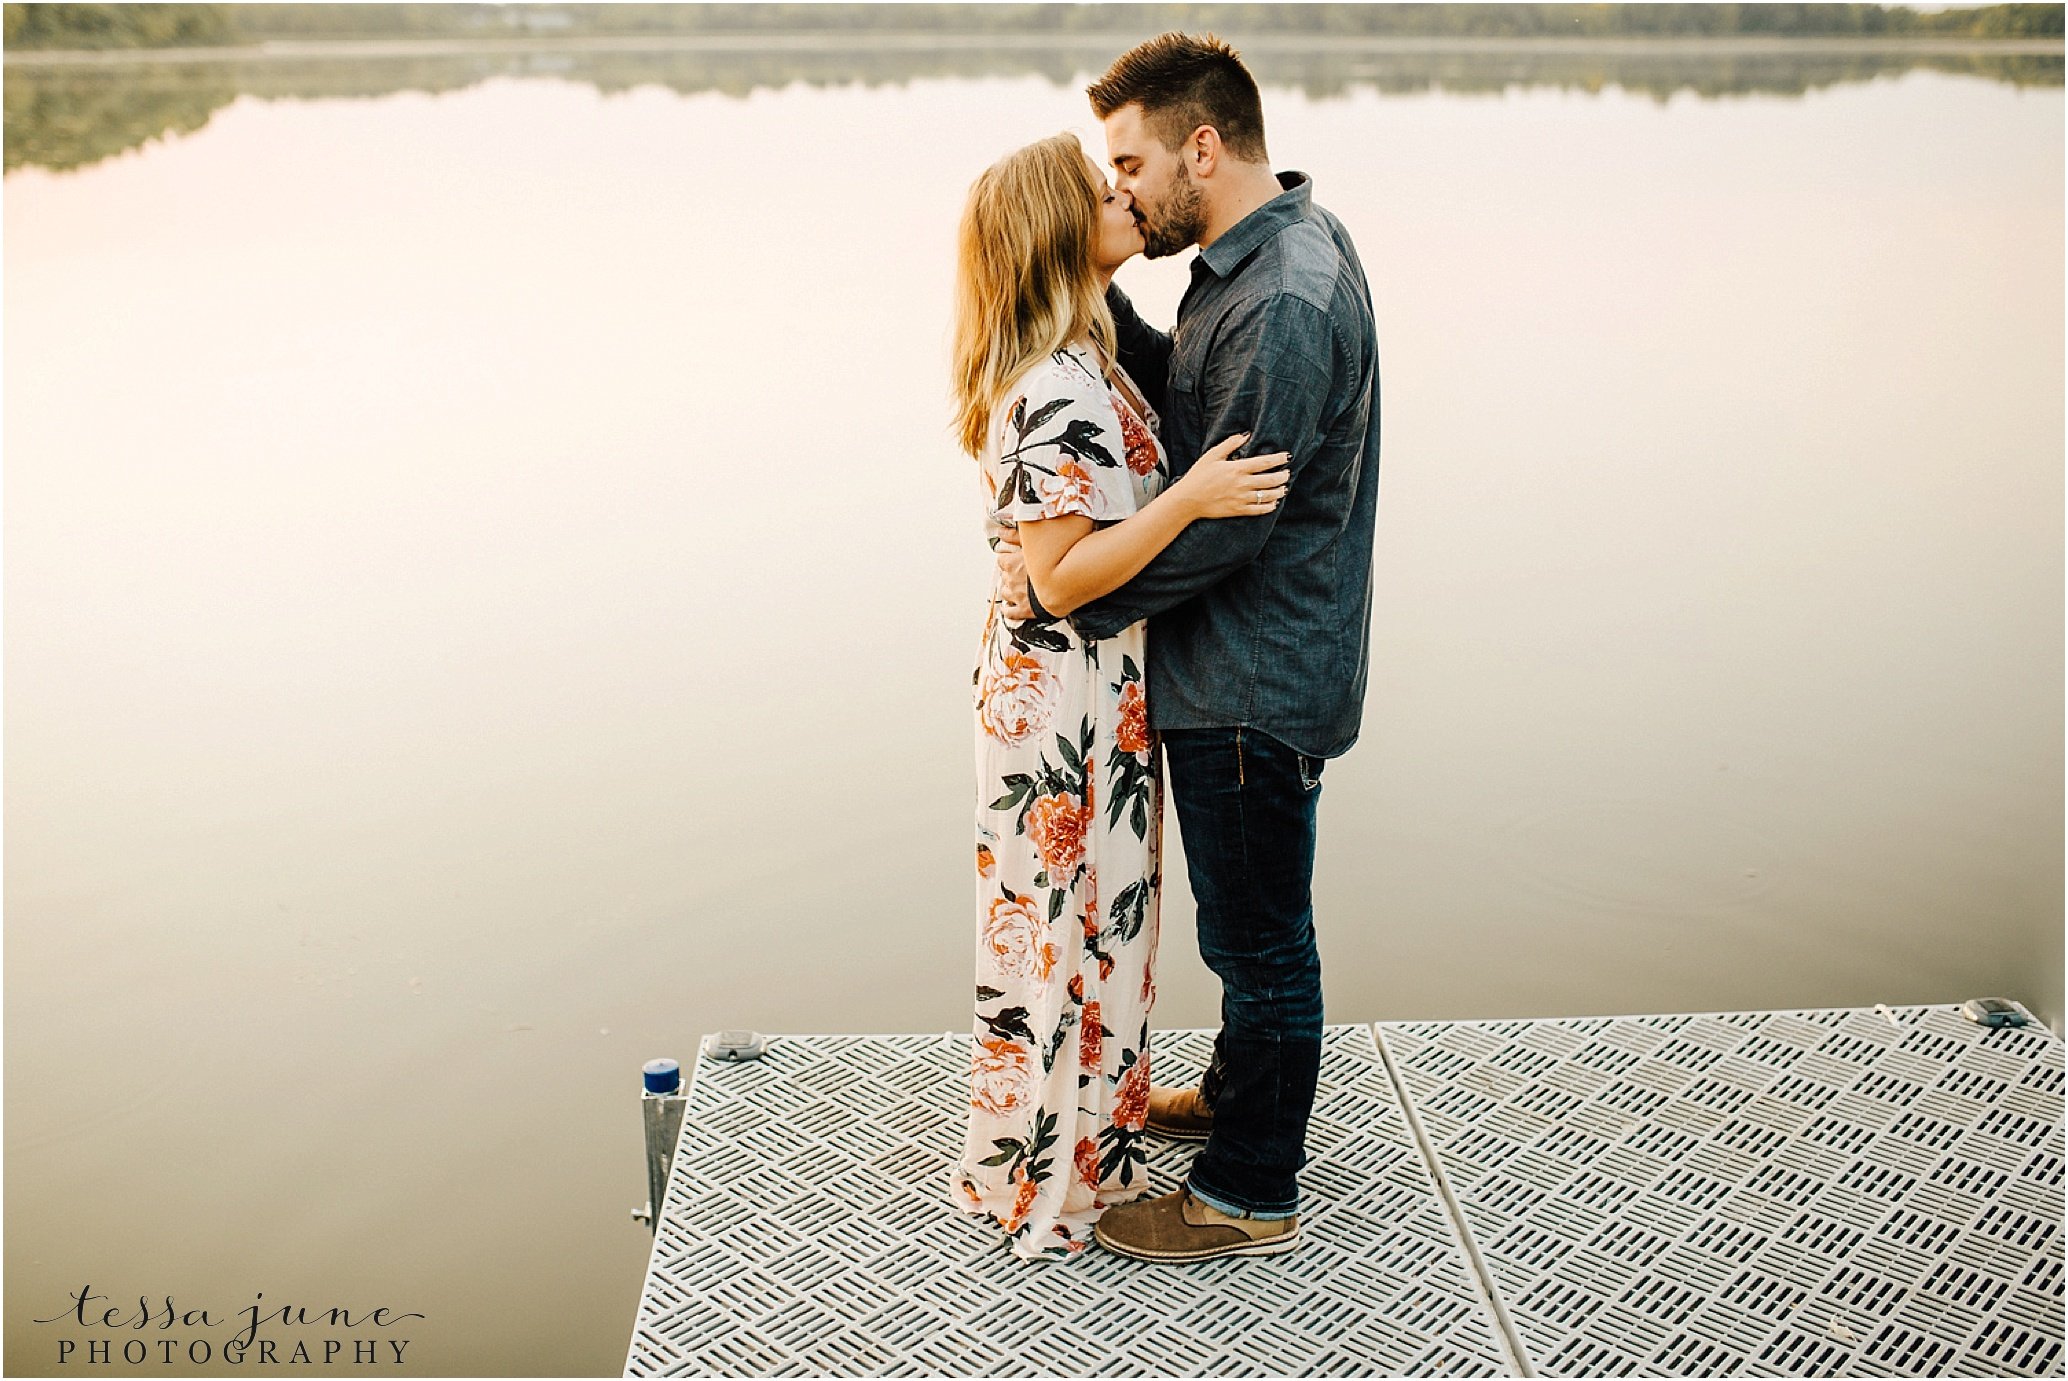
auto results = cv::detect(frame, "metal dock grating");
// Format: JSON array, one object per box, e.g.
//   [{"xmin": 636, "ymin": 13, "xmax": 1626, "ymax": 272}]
[
  {"xmin": 626, "ymin": 1005, "xmax": 2063, "ymax": 1377},
  {"xmin": 1383, "ymin": 1004, "xmax": 2064, "ymax": 1377}
]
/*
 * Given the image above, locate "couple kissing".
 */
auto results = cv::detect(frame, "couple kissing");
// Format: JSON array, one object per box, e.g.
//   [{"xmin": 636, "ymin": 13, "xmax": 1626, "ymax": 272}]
[{"xmin": 947, "ymin": 31, "xmax": 1381, "ymax": 1265}]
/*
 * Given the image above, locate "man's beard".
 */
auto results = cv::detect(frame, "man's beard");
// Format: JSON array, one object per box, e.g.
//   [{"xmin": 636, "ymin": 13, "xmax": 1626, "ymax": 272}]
[{"xmin": 1139, "ymin": 162, "xmax": 1207, "ymax": 259}]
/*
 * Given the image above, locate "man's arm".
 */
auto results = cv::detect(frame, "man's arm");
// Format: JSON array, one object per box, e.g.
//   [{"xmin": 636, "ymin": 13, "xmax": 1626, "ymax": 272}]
[
  {"xmin": 1106, "ymin": 283, "xmax": 1173, "ymax": 416},
  {"xmin": 1067, "ymin": 293, "xmax": 1339, "ymax": 641}
]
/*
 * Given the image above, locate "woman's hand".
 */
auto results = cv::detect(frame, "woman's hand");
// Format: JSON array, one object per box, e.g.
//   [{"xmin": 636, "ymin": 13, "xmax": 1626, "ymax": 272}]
[{"xmin": 1171, "ymin": 432, "xmax": 1291, "ymax": 520}]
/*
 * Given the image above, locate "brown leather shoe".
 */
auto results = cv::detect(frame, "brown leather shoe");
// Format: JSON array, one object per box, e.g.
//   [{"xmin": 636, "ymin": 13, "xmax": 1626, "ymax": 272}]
[
  {"xmin": 1093, "ymin": 1187, "xmax": 1299, "ymax": 1262},
  {"xmin": 1145, "ymin": 1084, "xmax": 1214, "ymax": 1141}
]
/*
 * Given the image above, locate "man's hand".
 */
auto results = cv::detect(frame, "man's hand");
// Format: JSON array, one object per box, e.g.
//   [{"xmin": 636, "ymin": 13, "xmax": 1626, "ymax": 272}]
[{"xmin": 995, "ymin": 530, "xmax": 1033, "ymax": 621}]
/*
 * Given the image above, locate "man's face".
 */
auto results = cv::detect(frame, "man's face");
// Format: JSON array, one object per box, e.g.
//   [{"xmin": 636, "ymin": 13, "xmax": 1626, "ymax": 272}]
[{"xmin": 1102, "ymin": 103, "xmax": 1207, "ymax": 259}]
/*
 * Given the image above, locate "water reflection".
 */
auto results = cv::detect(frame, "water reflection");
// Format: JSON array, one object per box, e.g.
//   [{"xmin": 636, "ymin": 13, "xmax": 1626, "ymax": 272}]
[{"xmin": 6, "ymin": 40, "xmax": 2062, "ymax": 173}]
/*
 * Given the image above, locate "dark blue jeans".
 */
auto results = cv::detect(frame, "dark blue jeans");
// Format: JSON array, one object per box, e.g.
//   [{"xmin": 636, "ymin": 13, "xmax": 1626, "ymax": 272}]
[{"xmin": 1161, "ymin": 725, "xmax": 1325, "ymax": 1220}]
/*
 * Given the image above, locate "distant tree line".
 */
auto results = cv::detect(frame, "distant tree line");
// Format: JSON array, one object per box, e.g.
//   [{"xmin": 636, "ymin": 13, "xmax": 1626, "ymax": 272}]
[
  {"xmin": 9, "ymin": 9, "xmax": 2059, "ymax": 173},
  {"xmin": 6, "ymin": 1, "xmax": 234, "ymax": 48},
  {"xmin": 5, "ymin": 1, "xmax": 2063, "ymax": 50}
]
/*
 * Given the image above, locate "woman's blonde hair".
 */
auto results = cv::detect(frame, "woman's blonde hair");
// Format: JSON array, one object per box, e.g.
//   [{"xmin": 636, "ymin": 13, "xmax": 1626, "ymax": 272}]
[{"xmin": 950, "ymin": 131, "xmax": 1117, "ymax": 458}]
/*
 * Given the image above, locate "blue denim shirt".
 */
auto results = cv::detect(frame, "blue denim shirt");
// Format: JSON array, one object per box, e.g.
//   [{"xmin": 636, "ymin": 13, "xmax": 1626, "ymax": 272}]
[{"xmin": 1066, "ymin": 172, "xmax": 1381, "ymax": 758}]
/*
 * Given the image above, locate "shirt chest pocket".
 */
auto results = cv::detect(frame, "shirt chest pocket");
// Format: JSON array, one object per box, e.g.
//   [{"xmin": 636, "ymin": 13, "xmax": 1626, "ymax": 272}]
[
  {"xmin": 1166, "ymin": 356, "xmax": 1206, "ymax": 449},
  {"xmin": 1168, "ymin": 354, "xmax": 1202, "ymax": 402}
]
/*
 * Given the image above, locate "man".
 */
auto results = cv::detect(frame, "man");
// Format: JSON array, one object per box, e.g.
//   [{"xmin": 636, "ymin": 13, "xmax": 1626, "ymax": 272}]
[{"xmin": 995, "ymin": 31, "xmax": 1381, "ymax": 1263}]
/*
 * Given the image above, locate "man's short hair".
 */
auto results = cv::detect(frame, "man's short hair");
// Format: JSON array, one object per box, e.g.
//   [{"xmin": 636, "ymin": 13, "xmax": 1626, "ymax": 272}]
[{"xmin": 1087, "ymin": 32, "xmax": 1267, "ymax": 164}]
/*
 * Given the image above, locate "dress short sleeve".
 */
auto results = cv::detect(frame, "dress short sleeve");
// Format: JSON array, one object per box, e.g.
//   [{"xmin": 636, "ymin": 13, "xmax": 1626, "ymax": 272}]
[{"xmin": 994, "ymin": 349, "xmax": 1140, "ymax": 527}]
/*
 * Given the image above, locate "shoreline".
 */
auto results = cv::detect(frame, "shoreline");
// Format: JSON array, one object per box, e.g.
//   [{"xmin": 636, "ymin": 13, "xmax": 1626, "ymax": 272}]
[{"xmin": 9, "ymin": 33, "xmax": 2065, "ymax": 66}]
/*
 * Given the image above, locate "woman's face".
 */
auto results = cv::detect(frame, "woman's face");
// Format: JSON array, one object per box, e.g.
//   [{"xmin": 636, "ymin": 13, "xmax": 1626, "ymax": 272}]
[{"xmin": 1090, "ymin": 167, "xmax": 1145, "ymax": 274}]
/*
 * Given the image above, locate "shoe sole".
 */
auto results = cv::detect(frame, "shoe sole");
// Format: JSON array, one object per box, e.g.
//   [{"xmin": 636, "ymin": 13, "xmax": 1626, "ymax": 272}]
[
  {"xmin": 1093, "ymin": 1225, "xmax": 1300, "ymax": 1262},
  {"xmin": 1144, "ymin": 1118, "xmax": 1211, "ymax": 1141}
]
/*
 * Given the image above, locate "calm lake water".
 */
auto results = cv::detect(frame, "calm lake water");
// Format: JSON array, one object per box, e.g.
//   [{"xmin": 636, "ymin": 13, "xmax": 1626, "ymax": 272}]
[{"xmin": 5, "ymin": 40, "xmax": 2061, "ymax": 1376}]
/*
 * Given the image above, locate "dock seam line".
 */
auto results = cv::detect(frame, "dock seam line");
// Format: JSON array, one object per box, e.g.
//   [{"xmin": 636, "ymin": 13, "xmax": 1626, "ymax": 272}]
[{"xmin": 1369, "ymin": 1021, "xmax": 1539, "ymax": 1378}]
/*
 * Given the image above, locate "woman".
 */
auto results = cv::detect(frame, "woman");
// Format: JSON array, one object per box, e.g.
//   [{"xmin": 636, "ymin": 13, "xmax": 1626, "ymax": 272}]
[{"xmin": 945, "ymin": 132, "xmax": 1288, "ymax": 1259}]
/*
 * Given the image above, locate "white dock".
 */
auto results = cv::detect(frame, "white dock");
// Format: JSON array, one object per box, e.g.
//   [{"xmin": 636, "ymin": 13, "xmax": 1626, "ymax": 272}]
[{"xmin": 624, "ymin": 1003, "xmax": 2064, "ymax": 1377}]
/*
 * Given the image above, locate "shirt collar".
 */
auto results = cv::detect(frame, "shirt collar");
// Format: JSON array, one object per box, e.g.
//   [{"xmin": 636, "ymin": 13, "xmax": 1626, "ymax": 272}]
[{"xmin": 1195, "ymin": 171, "xmax": 1312, "ymax": 280}]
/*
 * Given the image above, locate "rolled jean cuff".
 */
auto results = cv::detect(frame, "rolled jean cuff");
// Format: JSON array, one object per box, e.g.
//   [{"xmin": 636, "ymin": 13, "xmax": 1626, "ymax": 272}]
[{"xmin": 1185, "ymin": 1175, "xmax": 1297, "ymax": 1221}]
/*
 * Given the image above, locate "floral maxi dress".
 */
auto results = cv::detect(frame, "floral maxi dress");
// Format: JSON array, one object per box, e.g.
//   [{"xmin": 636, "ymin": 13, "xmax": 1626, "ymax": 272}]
[{"xmin": 948, "ymin": 342, "xmax": 1169, "ymax": 1260}]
